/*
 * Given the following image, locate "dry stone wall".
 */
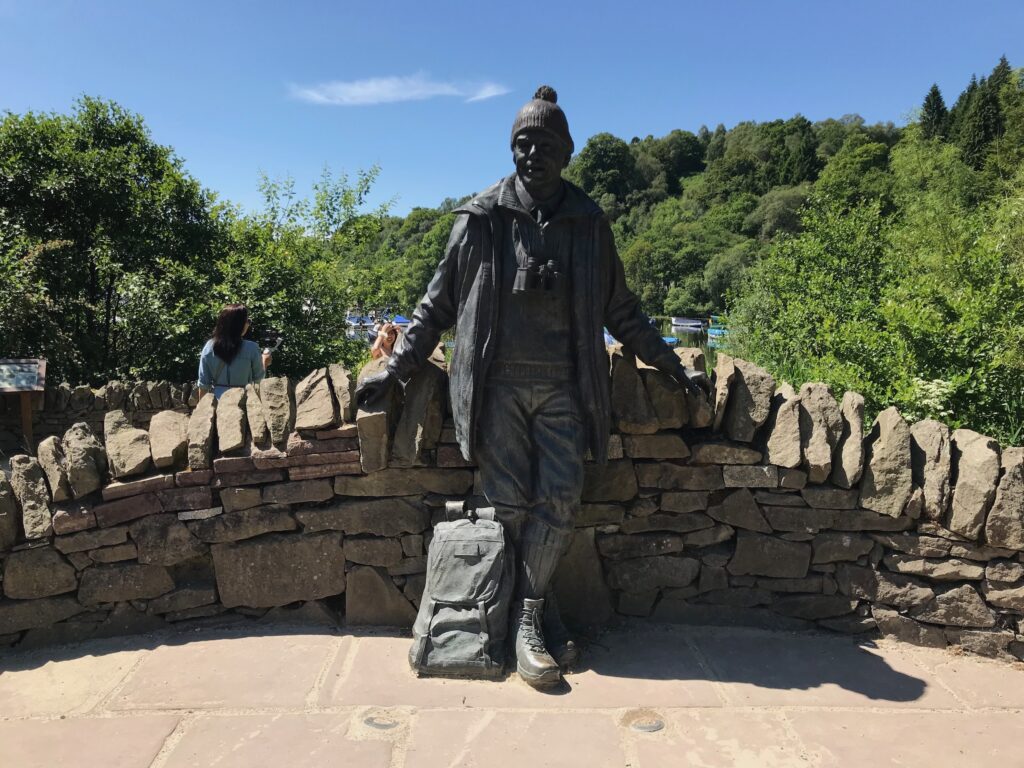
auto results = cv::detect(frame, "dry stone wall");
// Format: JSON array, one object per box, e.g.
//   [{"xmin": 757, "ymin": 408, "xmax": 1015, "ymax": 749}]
[{"xmin": 1, "ymin": 352, "xmax": 1023, "ymax": 664}]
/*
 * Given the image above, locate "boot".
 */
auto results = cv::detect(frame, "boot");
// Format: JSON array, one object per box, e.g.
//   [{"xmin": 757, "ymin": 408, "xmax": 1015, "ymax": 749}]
[
  {"xmin": 543, "ymin": 591, "xmax": 580, "ymax": 671},
  {"xmin": 513, "ymin": 598, "xmax": 561, "ymax": 689}
]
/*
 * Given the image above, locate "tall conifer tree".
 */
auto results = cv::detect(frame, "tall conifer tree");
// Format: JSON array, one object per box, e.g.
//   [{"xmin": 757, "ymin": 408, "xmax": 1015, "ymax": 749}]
[{"xmin": 921, "ymin": 84, "xmax": 948, "ymax": 139}]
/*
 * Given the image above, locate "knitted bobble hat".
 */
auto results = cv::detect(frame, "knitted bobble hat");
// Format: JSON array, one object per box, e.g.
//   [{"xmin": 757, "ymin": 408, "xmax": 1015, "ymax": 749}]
[{"xmin": 510, "ymin": 85, "xmax": 574, "ymax": 155}]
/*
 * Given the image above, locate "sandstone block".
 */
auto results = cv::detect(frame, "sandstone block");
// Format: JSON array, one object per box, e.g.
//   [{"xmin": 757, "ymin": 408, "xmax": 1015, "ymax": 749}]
[
  {"xmin": 660, "ymin": 491, "xmax": 709, "ymax": 514},
  {"xmin": 187, "ymin": 393, "xmax": 217, "ymax": 470},
  {"xmin": 690, "ymin": 441, "xmax": 761, "ymax": 465},
  {"xmin": 88, "ymin": 542, "xmax": 138, "ymax": 563},
  {"xmin": 984, "ymin": 447, "xmax": 1024, "ymax": 550},
  {"xmin": 262, "ymin": 479, "xmax": 333, "ymax": 506},
  {"xmin": 294, "ymin": 368, "xmax": 338, "ymax": 431},
  {"xmin": 638, "ymin": 367, "xmax": 687, "ymax": 430},
  {"xmin": 2, "ymin": 547, "xmax": 77, "ymax": 599},
  {"xmin": 244, "ymin": 383, "xmax": 271, "ymax": 446},
  {"xmin": 0, "ymin": 473, "xmax": 21, "ymax": 551},
  {"xmin": 259, "ymin": 377, "xmax": 295, "ymax": 444},
  {"xmin": 912, "ymin": 584, "xmax": 995, "ymax": 628},
  {"xmin": 176, "ymin": 469, "xmax": 214, "ymax": 487},
  {"xmin": 684, "ymin": 523, "xmax": 735, "ymax": 548},
  {"xmin": 50, "ymin": 501, "xmax": 96, "ymax": 535},
  {"xmin": 55, "ymin": 526, "xmax": 127, "ymax": 553},
  {"xmin": 37, "ymin": 436, "xmax": 72, "ymax": 503},
  {"xmin": 798, "ymin": 383, "xmax": 842, "ymax": 483},
  {"xmin": 871, "ymin": 607, "xmax": 947, "ymax": 648},
  {"xmin": 763, "ymin": 505, "xmax": 836, "ymax": 533},
  {"xmin": 948, "ymin": 429, "xmax": 1000, "ymax": 539},
  {"xmin": 357, "ymin": 406, "xmax": 389, "ymax": 473},
  {"xmin": 619, "ymin": 513, "xmax": 713, "ymax": 535},
  {"xmin": 0, "ymin": 595, "xmax": 84, "ymax": 634},
  {"xmin": 220, "ymin": 487, "xmax": 263, "ymax": 513},
  {"xmin": 811, "ymin": 533, "xmax": 874, "ymax": 563},
  {"xmin": 148, "ymin": 410, "xmax": 190, "ymax": 469},
  {"xmin": 62, "ymin": 422, "xmax": 107, "ymax": 499},
  {"xmin": 706, "ymin": 488, "xmax": 771, "ymax": 533},
  {"xmin": 610, "ymin": 348, "xmax": 659, "ymax": 434},
  {"xmin": 10, "ymin": 455, "xmax": 53, "ymax": 539},
  {"xmin": 728, "ymin": 532, "xmax": 811, "ymax": 578},
  {"xmin": 104, "ymin": 409, "xmax": 152, "ymax": 479},
  {"xmin": 216, "ymin": 387, "xmax": 248, "ymax": 454},
  {"xmin": 288, "ymin": 462, "xmax": 362, "ymax": 481},
  {"xmin": 212, "ymin": 532, "xmax": 346, "ymax": 608},
  {"xmin": 605, "ymin": 555, "xmax": 700, "ymax": 592},
  {"xmin": 763, "ymin": 383, "xmax": 802, "ymax": 469},
  {"xmin": 597, "ymin": 532, "xmax": 686, "ymax": 559},
  {"xmin": 333, "ymin": 468, "xmax": 472, "ymax": 497},
  {"xmin": 635, "ymin": 463, "xmax": 723, "ymax": 491},
  {"xmin": 983, "ymin": 583, "xmax": 1024, "ymax": 612},
  {"xmin": 129, "ymin": 513, "xmax": 206, "ymax": 565},
  {"xmin": 295, "ymin": 497, "xmax": 429, "ymax": 536},
  {"xmin": 723, "ymin": 464, "xmax": 778, "ymax": 488},
  {"xmin": 187, "ymin": 506, "xmax": 297, "ymax": 543},
  {"xmin": 328, "ymin": 364, "xmax": 356, "ymax": 424},
  {"xmin": 622, "ymin": 434, "xmax": 690, "ymax": 459},
  {"xmin": 721, "ymin": 358, "xmax": 775, "ymax": 443},
  {"xmin": 148, "ymin": 586, "xmax": 218, "ymax": 614},
  {"xmin": 710, "ymin": 354, "xmax": 736, "ymax": 432},
  {"xmin": 883, "ymin": 554, "xmax": 984, "ymax": 581},
  {"xmin": 211, "ymin": 469, "xmax": 286, "ymax": 487},
  {"xmin": 93, "ymin": 493, "xmax": 163, "ymax": 528},
  {"xmin": 78, "ymin": 563, "xmax": 174, "ymax": 606},
  {"xmin": 102, "ymin": 473, "xmax": 176, "ymax": 501},
  {"xmin": 910, "ymin": 419, "xmax": 952, "ymax": 521},
  {"xmin": 986, "ymin": 559, "xmax": 1024, "ymax": 584},
  {"xmin": 830, "ymin": 391, "xmax": 865, "ymax": 489},
  {"xmin": 830, "ymin": 509, "xmax": 915, "ymax": 532},
  {"xmin": 156, "ymin": 486, "xmax": 213, "ymax": 513},
  {"xmin": 801, "ymin": 486, "xmax": 859, "ymax": 509},
  {"xmin": 345, "ymin": 565, "xmax": 416, "ymax": 626},
  {"xmin": 836, "ymin": 564, "xmax": 934, "ymax": 609},
  {"xmin": 859, "ymin": 407, "xmax": 913, "ymax": 517},
  {"xmin": 344, "ymin": 536, "xmax": 403, "ymax": 566}
]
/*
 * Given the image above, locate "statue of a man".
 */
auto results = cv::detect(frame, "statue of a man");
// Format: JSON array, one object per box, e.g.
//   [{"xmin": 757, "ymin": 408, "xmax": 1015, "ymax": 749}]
[{"xmin": 358, "ymin": 86, "xmax": 706, "ymax": 688}]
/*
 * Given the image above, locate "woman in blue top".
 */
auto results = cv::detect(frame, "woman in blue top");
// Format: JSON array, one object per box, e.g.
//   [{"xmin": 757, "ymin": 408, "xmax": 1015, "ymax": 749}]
[{"xmin": 197, "ymin": 304, "xmax": 271, "ymax": 399}]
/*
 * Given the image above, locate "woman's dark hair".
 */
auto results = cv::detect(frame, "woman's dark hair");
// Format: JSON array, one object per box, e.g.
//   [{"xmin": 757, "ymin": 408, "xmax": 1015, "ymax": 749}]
[{"xmin": 212, "ymin": 304, "xmax": 249, "ymax": 364}]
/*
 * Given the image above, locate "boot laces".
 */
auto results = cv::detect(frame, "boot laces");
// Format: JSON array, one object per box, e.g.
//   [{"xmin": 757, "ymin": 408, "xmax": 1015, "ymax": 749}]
[{"xmin": 519, "ymin": 606, "xmax": 547, "ymax": 653}]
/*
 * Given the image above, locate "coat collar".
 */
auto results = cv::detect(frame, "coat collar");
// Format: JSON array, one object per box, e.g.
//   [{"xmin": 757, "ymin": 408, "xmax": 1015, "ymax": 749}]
[{"xmin": 489, "ymin": 174, "xmax": 602, "ymax": 220}]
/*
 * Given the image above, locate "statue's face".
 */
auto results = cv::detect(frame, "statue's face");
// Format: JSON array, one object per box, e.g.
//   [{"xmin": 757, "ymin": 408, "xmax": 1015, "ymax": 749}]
[{"xmin": 513, "ymin": 129, "xmax": 569, "ymax": 198}]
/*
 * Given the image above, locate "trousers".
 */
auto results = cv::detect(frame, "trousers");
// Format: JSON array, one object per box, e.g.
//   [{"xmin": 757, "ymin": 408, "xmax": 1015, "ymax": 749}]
[{"xmin": 474, "ymin": 376, "xmax": 586, "ymax": 599}]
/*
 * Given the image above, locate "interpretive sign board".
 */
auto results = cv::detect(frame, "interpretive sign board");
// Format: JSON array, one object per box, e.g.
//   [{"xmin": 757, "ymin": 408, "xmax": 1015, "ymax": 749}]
[{"xmin": 0, "ymin": 358, "xmax": 47, "ymax": 451}]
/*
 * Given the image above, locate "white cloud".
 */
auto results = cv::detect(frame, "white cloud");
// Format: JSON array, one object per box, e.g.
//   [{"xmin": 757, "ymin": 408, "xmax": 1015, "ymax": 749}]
[{"xmin": 290, "ymin": 73, "xmax": 510, "ymax": 106}]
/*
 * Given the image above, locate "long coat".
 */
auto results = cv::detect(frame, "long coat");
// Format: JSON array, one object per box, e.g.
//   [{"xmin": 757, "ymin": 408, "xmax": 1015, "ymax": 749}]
[{"xmin": 385, "ymin": 175, "xmax": 679, "ymax": 464}]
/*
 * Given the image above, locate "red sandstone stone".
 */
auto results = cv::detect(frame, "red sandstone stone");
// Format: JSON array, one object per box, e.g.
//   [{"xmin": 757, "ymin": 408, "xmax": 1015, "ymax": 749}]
[
  {"xmin": 157, "ymin": 486, "xmax": 214, "ymax": 512},
  {"xmin": 176, "ymin": 469, "xmax": 214, "ymax": 487},
  {"xmin": 101, "ymin": 473, "xmax": 175, "ymax": 501},
  {"xmin": 286, "ymin": 433, "xmax": 359, "ymax": 457},
  {"xmin": 212, "ymin": 469, "xmax": 287, "ymax": 488},
  {"xmin": 94, "ymin": 493, "xmax": 164, "ymax": 527},
  {"xmin": 288, "ymin": 462, "xmax": 364, "ymax": 480},
  {"xmin": 213, "ymin": 456, "xmax": 257, "ymax": 473}
]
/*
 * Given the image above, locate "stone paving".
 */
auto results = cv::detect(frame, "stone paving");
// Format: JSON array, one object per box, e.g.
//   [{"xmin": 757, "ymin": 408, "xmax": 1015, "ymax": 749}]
[{"xmin": 1, "ymin": 622, "xmax": 1024, "ymax": 767}]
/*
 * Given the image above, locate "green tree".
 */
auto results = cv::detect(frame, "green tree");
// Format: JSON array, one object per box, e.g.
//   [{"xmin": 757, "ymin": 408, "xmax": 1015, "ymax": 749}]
[{"xmin": 920, "ymin": 84, "xmax": 948, "ymax": 139}]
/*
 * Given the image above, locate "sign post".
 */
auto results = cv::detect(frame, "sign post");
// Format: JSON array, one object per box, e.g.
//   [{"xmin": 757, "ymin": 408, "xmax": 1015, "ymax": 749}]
[{"xmin": 0, "ymin": 359, "xmax": 47, "ymax": 453}]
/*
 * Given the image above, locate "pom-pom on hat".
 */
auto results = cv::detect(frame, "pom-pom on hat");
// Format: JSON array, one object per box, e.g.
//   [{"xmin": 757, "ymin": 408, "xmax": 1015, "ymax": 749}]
[{"xmin": 510, "ymin": 85, "xmax": 574, "ymax": 155}]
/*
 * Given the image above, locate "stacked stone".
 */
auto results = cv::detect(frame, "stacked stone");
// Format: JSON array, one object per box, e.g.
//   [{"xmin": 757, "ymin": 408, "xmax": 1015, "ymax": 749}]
[
  {"xmin": 0, "ymin": 353, "xmax": 1022, "ymax": 665},
  {"xmin": 0, "ymin": 379, "xmax": 197, "ymax": 453}
]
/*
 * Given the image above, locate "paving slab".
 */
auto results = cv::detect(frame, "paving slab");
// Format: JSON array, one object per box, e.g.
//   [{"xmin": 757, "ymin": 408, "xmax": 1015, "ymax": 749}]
[
  {"xmin": 689, "ymin": 628, "xmax": 957, "ymax": 708},
  {"xmin": 909, "ymin": 653, "xmax": 1024, "ymax": 709},
  {"xmin": 0, "ymin": 714, "xmax": 179, "ymax": 768},
  {"xmin": 786, "ymin": 710, "xmax": 1024, "ymax": 766},
  {"xmin": 629, "ymin": 710, "xmax": 805, "ymax": 767},
  {"xmin": 0, "ymin": 644, "xmax": 142, "ymax": 716},
  {"xmin": 110, "ymin": 632, "xmax": 348, "ymax": 710},
  {"xmin": 404, "ymin": 709, "xmax": 627, "ymax": 768},
  {"xmin": 161, "ymin": 712, "xmax": 393, "ymax": 768},
  {"xmin": 322, "ymin": 631, "xmax": 723, "ymax": 709}
]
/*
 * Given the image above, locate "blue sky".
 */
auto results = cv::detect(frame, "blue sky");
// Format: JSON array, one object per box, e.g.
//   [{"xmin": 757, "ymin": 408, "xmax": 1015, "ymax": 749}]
[{"xmin": 1, "ymin": 1, "xmax": 1021, "ymax": 215}]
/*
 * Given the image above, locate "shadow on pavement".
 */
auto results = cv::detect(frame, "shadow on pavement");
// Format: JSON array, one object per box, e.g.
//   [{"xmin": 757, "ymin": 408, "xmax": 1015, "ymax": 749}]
[
  {"xmin": 580, "ymin": 622, "xmax": 928, "ymax": 703},
  {"xmin": 0, "ymin": 617, "xmax": 927, "ymax": 704}
]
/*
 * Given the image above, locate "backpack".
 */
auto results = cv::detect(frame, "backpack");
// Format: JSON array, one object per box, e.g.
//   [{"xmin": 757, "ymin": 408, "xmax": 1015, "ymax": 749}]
[{"xmin": 408, "ymin": 504, "xmax": 514, "ymax": 679}]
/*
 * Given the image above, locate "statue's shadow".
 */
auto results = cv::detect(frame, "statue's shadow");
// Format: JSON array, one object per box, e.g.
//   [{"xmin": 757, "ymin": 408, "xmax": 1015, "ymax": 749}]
[{"xmin": 572, "ymin": 621, "xmax": 928, "ymax": 704}]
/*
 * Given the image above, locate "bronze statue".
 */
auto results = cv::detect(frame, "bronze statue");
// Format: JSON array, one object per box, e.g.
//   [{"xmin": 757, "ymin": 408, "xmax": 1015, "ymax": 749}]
[{"xmin": 358, "ymin": 86, "xmax": 707, "ymax": 688}]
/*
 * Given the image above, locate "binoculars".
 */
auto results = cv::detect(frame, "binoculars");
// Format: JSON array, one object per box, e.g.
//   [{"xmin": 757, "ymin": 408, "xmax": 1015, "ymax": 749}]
[{"xmin": 513, "ymin": 259, "xmax": 562, "ymax": 294}]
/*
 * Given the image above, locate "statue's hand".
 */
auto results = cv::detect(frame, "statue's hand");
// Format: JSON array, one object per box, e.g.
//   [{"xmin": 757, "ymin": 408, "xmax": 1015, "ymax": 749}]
[
  {"xmin": 670, "ymin": 363, "xmax": 710, "ymax": 398},
  {"xmin": 356, "ymin": 368, "xmax": 398, "ymax": 409}
]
